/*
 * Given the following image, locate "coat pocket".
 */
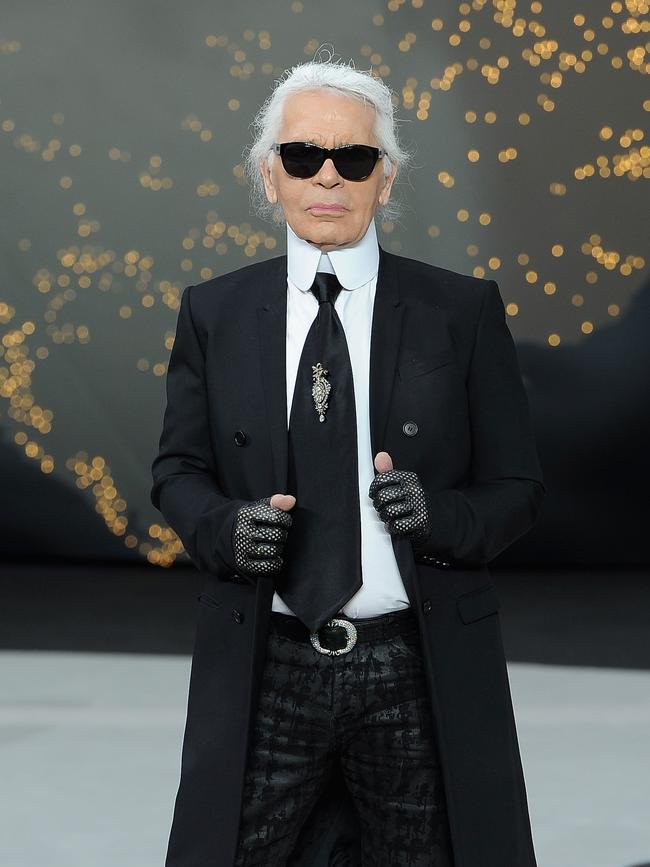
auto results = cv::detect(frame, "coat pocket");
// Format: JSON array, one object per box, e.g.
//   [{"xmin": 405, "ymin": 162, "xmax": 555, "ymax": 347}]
[
  {"xmin": 456, "ymin": 583, "xmax": 500, "ymax": 624},
  {"xmin": 197, "ymin": 591, "xmax": 223, "ymax": 610},
  {"xmin": 398, "ymin": 348, "xmax": 454, "ymax": 380}
]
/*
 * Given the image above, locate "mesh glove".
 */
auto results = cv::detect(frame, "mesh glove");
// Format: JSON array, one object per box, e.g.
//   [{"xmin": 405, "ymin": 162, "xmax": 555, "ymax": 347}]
[
  {"xmin": 231, "ymin": 496, "xmax": 293, "ymax": 577},
  {"xmin": 368, "ymin": 469, "xmax": 432, "ymax": 548}
]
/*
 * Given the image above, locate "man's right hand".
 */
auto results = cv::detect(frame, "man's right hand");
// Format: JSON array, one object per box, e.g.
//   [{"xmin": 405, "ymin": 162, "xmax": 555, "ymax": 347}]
[{"xmin": 231, "ymin": 494, "xmax": 296, "ymax": 577}]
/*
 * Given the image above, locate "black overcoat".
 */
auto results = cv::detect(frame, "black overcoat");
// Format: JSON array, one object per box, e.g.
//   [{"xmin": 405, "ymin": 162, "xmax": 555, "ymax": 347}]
[{"xmin": 150, "ymin": 244, "xmax": 546, "ymax": 867}]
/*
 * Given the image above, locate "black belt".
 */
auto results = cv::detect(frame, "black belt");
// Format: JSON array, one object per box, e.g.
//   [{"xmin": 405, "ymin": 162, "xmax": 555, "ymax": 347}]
[{"xmin": 271, "ymin": 606, "xmax": 418, "ymax": 656}]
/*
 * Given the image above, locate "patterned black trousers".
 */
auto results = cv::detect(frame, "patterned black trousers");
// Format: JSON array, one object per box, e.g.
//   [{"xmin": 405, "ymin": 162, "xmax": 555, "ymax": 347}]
[{"xmin": 233, "ymin": 608, "xmax": 455, "ymax": 867}]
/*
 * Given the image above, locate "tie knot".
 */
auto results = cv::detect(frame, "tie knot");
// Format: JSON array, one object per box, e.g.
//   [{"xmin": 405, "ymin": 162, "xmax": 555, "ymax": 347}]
[{"xmin": 310, "ymin": 272, "xmax": 343, "ymax": 307}]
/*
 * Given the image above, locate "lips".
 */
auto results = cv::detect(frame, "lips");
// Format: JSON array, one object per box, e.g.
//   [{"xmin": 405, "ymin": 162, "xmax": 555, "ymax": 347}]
[{"xmin": 309, "ymin": 203, "xmax": 346, "ymax": 211}]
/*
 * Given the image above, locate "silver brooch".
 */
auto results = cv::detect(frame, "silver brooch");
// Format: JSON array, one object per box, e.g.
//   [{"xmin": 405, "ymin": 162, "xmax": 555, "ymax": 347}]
[{"xmin": 311, "ymin": 362, "xmax": 331, "ymax": 422}]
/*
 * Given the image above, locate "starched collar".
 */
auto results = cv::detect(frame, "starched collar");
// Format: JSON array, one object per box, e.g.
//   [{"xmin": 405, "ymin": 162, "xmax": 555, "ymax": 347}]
[{"xmin": 286, "ymin": 217, "xmax": 379, "ymax": 292}]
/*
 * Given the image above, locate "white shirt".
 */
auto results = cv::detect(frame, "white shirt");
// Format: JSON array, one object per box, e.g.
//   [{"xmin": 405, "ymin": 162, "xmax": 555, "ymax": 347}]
[{"xmin": 271, "ymin": 218, "xmax": 410, "ymax": 619}]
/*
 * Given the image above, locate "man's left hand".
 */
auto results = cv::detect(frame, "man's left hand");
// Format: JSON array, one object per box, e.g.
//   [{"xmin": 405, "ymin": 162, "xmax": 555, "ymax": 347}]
[{"xmin": 368, "ymin": 452, "xmax": 432, "ymax": 546}]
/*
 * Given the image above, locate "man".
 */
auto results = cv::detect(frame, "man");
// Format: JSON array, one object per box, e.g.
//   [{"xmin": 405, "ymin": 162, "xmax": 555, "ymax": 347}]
[{"xmin": 151, "ymin": 58, "xmax": 545, "ymax": 867}]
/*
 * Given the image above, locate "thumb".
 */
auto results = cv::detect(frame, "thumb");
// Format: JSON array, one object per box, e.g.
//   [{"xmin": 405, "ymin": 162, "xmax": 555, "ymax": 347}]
[
  {"xmin": 374, "ymin": 451, "xmax": 393, "ymax": 474},
  {"xmin": 269, "ymin": 493, "xmax": 296, "ymax": 511}
]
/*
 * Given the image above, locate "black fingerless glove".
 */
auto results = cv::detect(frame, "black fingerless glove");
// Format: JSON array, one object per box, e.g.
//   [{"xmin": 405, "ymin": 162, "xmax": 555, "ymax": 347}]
[
  {"xmin": 231, "ymin": 496, "xmax": 293, "ymax": 577},
  {"xmin": 368, "ymin": 469, "xmax": 433, "ymax": 548}
]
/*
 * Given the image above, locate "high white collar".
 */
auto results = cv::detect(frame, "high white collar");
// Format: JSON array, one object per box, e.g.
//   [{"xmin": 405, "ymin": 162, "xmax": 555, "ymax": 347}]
[{"xmin": 286, "ymin": 217, "xmax": 379, "ymax": 292}]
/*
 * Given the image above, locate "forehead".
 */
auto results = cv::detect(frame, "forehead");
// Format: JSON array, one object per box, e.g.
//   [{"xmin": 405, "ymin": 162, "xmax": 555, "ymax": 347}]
[{"xmin": 279, "ymin": 89, "xmax": 377, "ymax": 144}]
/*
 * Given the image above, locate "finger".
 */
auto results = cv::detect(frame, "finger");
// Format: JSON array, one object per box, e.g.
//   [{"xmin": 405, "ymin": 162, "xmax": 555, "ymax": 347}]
[
  {"xmin": 369, "ymin": 474, "xmax": 403, "ymax": 498},
  {"xmin": 244, "ymin": 553, "xmax": 283, "ymax": 575},
  {"xmin": 253, "ymin": 506, "xmax": 293, "ymax": 529},
  {"xmin": 385, "ymin": 513, "xmax": 422, "ymax": 536},
  {"xmin": 249, "ymin": 524, "xmax": 288, "ymax": 544},
  {"xmin": 393, "ymin": 510, "xmax": 424, "ymax": 530},
  {"xmin": 371, "ymin": 468, "xmax": 419, "ymax": 491},
  {"xmin": 254, "ymin": 554, "xmax": 283, "ymax": 573},
  {"xmin": 381, "ymin": 500, "xmax": 413, "ymax": 520},
  {"xmin": 249, "ymin": 541, "xmax": 284, "ymax": 561},
  {"xmin": 374, "ymin": 485, "xmax": 407, "ymax": 508}
]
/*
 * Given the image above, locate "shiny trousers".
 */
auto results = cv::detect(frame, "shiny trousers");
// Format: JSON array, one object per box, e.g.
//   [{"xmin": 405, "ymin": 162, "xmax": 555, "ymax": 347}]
[{"xmin": 233, "ymin": 610, "xmax": 455, "ymax": 867}]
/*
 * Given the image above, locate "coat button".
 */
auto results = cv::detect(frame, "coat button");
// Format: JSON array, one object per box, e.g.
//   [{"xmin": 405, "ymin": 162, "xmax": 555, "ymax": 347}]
[
  {"xmin": 422, "ymin": 600, "xmax": 432, "ymax": 614},
  {"xmin": 234, "ymin": 430, "xmax": 248, "ymax": 446},
  {"xmin": 402, "ymin": 421, "xmax": 418, "ymax": 437},
  {"xmin": 232, "ymin": 609, "xmax": 243, "ymax": 623}
]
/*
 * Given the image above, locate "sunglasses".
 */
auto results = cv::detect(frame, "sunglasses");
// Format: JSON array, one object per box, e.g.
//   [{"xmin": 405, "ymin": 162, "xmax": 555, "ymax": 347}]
[{"xmin": 272, "ymin": 141, "xmax": 386, "ymax": 181}]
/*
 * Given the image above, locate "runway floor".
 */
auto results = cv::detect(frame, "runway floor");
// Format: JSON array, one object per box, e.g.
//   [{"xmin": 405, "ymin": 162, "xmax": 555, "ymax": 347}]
[{"xmin": 2, "ymin": 562, "xmax": 649, "ymax": 867}]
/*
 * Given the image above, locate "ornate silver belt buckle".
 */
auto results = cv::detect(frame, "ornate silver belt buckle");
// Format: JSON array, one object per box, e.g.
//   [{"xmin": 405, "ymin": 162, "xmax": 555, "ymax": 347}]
[{"xmin": 309, "ymin": 618, "xmax": 358, "ymax": 656}]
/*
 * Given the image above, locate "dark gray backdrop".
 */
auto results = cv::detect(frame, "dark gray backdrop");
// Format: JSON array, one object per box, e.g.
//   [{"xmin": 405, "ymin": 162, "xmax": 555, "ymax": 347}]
[{"xmin": 1, "ymin": 0, "xmax": 647, "ymax": 565}]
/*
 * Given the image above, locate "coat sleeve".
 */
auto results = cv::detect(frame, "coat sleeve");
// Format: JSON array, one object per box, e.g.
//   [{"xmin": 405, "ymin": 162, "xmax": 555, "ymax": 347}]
[
  {"xmin": 150, "ymin": 284, "xmax": 249, "ymax": 577},
  {"xmin": 413, "ymin": 279, "xmax": 546, "ymax": 567}
]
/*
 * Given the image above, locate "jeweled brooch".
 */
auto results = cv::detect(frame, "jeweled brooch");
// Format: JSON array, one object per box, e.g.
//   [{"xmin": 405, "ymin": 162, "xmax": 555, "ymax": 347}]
[{"xmin": 311, "ymin": 362, "xmax": 331, "ymax": 422}]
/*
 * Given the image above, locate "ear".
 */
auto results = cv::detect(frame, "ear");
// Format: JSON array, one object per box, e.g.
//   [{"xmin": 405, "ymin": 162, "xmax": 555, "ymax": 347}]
[
  {"xmin": 260, "ymin": 154, "xmax": 278, "ymax": 204},
  {"xmin": 378, "ymin": 160, "xmax": 397, "ymax": 207}
]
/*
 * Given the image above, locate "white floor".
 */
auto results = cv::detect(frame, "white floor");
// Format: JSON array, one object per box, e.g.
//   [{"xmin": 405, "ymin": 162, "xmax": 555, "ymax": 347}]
[{"xmin": 1, "ymin": 652, "xmax": 649, "ymax": 867}]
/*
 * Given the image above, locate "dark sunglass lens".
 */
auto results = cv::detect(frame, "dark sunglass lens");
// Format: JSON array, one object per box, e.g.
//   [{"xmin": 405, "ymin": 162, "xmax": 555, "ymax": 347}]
[
  {"xmin": 335, "ymin": 146, "xmax": 377, "ymax": 180},
  {"xmin": 282, "ymin": 143, "xmax": 323, "ymax": 178}
]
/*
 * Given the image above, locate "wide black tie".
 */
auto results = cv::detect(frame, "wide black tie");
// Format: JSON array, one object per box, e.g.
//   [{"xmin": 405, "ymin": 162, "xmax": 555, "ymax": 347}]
[{"xmin": 276, "ymin": 271, "xmax": 363, "ymax": 634}]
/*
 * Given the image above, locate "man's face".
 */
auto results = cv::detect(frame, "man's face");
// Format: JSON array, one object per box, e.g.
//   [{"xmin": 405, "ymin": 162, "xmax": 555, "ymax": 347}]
[{"xmin": 260, "ymin": 89, "xmax": 397, "ymax": 252}]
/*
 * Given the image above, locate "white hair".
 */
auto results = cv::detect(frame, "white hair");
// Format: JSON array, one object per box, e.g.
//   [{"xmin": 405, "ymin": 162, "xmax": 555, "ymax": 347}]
[{"xmin": 242, "ymin": 46, "xmax": 416, "ymax": 227}]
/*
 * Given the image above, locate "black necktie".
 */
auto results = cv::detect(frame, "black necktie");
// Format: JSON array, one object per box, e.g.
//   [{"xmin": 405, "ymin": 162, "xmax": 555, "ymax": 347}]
[{"xmin": 276, "ymin": 271, "xmax": 363, "ymax": 633}]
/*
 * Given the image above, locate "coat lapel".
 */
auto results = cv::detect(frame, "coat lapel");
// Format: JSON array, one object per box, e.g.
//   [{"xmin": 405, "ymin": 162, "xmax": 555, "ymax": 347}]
[
  {"xmin": 368, "ymin": 244, "xmax": 404, "ymax": 461},
  {"xmin": 256, "ymin": 243, "xmax": 405, "ymax": 495},
  {"xmin": 256, "ymin": 254, "xmax": 289, "ymax": 496}
]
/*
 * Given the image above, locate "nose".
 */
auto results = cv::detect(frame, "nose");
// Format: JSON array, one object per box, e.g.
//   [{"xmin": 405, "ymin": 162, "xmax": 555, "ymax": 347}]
[{"xmin": 314, "ymin": 157, "xmax": 341, "ymax": 185}]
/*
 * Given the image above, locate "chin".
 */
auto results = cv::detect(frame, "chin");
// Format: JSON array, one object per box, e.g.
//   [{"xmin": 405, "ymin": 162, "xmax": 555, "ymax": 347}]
[
  {"xmin": 308, "ymin": 215, "xmax": 343, "ymax": 224},
  {"xmin": 293, "ymin": 217, "xmax": 347, "ymax": 245},
  {"xmin": 312, "ymin": 223, "xmax": 350, "ymax": 240}
]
